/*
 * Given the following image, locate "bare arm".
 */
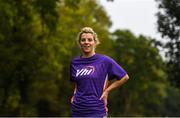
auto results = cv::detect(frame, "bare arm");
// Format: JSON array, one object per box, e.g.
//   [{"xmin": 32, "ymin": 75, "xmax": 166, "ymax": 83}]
[
  {"xmin": 100, "ymin": 74, "xmax": 129, "ymax": 100},
  {"xmin": 71, "ymin": 83, "xmax": 77, "ymax": 103},
  {"xmin": 73, "ymin": 83, "xmax": 77, "ymax": 94}
]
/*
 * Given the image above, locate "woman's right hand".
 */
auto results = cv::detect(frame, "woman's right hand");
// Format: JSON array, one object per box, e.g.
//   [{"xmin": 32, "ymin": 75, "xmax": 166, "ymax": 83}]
[{"xmin": 71, "ymin": 96, "xmax": 74, "ymax": 103}]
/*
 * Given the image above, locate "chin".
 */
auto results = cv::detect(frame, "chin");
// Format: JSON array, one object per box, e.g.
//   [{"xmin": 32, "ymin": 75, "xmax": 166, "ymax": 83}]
[
  {"xmin": 82, "ymin": 49, "xmax": 90, "ymax": 52},
  {"xmin": 83, "ymin": 51, "xmax": 91, "ymax": 53}
]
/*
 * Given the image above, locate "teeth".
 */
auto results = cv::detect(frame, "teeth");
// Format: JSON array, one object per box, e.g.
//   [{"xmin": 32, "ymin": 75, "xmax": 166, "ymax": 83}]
[{"xmin": 83, "ymin": 46, "xmax": 89, "ymax": 48}]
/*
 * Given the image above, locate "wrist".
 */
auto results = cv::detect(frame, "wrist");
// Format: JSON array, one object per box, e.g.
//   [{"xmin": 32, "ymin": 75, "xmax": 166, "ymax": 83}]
[{"xmin": 105, "ymin": 89, "xmax": 110, "ymax": 93}]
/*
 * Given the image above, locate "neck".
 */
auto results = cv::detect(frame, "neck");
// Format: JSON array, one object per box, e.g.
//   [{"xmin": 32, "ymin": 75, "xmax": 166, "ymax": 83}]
[{"xmin": 82, "ymin": 52, "xmax": 95, "ymax": 58}]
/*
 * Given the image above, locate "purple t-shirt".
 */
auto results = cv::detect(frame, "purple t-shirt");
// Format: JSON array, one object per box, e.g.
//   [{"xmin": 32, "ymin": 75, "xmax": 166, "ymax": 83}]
[{"xmin": 70, "ymin": 54, "xmax": 127, "ymax": 117}]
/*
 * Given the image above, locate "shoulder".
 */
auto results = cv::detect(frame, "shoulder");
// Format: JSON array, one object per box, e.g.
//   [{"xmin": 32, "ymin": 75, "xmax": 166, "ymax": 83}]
[
  {"xmin": 72, "ymin": 56, "xmax": 80, "ymax": 61},
  {"xmin": 96, "ymin": 54, "xmax": 117, "ymax": 66},
  {"xmin": 94, "ymin": 54, "xmax": 110, "ymax": 61},
  {"xmin": 70, "ymin": 56, "xmax": 80, "ymax": 64},
  {"xmin": 101, "ymin": 54, "xmax": 115, "ymax": 63}
]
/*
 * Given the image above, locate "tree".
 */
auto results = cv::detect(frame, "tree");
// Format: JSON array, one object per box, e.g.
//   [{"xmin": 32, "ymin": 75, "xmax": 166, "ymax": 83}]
[
  {"xmin": 0, "ymin": 0, "xmax": 80, "ymax": 116},
  {"xmin": 156, "ymin": 0, "xmax": 180, "ymax": 88},
  {"xmin": 108, "ymin": 29, "xmax": 168, "ymax": 116}
]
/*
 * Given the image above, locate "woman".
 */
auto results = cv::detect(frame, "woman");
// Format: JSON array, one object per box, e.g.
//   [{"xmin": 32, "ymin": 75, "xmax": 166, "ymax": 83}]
[{"xmin": 70, "ymin": 27, "xmax": 129, "ymax": 117}]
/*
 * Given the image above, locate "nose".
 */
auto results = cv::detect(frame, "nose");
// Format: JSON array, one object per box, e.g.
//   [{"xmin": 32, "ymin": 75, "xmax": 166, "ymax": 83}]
[{"xmin": 84, "ymin": 39, "xmax": 89, "ymax": 43}]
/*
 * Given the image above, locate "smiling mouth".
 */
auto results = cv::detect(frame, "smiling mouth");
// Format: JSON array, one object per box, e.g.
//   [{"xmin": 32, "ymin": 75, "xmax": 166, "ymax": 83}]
[{"xmin": 82, "ymin": 45, "xmax": 90, "ymax": 48}]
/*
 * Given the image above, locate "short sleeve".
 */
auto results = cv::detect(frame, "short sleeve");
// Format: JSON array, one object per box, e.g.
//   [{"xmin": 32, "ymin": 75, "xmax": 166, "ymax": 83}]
[{"xmin": 107, "ymin": 57, "xmax": 127, "ymax": 80}]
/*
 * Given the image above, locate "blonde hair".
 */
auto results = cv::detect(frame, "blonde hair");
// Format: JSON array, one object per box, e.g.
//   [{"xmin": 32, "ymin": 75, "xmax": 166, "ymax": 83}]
[{"xmin": 77, "ymin": 27, "xmax": 100, "ymax": 45}]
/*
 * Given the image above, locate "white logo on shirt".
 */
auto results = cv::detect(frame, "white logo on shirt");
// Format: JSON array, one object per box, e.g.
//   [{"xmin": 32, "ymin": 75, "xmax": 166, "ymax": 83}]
[{"xmin": 76, "ymin": 66, "xmax": 95, "ymax": 77}]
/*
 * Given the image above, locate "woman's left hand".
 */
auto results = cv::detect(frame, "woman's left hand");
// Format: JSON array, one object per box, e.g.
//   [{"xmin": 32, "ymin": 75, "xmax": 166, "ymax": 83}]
[{"xmin": 100, "ymin": 90, "xmax": 109, "ymax": 112}]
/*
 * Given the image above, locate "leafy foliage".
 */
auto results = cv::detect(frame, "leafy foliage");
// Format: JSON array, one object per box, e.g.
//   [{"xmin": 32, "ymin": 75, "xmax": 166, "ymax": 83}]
[
  {"xmin": 108, "ymin": 30, "xmax": 168, "ymax": 116},
  {"xmin": 156, "ymin": 0, "xmax": 180, "ymax": 88}
]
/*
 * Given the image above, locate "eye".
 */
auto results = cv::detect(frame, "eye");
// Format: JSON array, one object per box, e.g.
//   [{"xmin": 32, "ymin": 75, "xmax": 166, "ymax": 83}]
[
  {"xmin": 88, "ymin": 38, "xmax": 93, "ymax": 42},
  {"xmin": 80, "ymin": 38, "xmax": 86, "ymax": 42}
]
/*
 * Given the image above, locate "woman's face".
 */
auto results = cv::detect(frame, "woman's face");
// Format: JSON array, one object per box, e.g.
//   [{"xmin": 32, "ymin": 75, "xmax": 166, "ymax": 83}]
[{"xmin": 79, "ymin": 33, "xmax": 96, "ymax": 54}]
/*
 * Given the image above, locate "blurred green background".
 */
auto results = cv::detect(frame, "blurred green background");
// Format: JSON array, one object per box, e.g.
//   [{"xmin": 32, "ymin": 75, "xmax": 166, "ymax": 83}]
[{"xmin": 0, "ymin": 0, "xmax": 180, "ymax": 116}]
